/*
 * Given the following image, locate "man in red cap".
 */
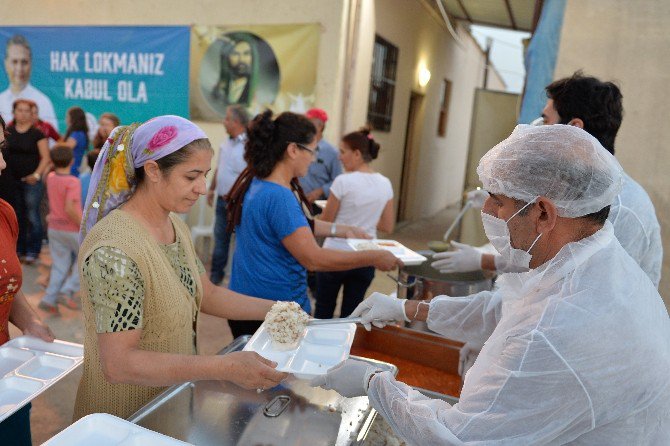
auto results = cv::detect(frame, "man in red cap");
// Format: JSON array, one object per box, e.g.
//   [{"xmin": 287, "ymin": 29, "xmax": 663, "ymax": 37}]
[{"xmin": 299, "ymin": 108, "xmax": 342, "ymax": 214}]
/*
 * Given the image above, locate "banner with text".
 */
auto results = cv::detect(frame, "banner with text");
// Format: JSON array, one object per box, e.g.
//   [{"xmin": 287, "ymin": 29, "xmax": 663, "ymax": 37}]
[
  {"xmin": 190, "ymin": 24, "xmax": 319, "ymax": 121},
  {"xmin": 0, "ymin": 26, "xmax": 189, "ymax": 132}
]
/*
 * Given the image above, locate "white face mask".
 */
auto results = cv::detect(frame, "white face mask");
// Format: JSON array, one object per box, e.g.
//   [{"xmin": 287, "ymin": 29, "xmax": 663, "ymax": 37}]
[{"xmin": 482, "ymin": 199, "xmax": 542, "ymax": 272}]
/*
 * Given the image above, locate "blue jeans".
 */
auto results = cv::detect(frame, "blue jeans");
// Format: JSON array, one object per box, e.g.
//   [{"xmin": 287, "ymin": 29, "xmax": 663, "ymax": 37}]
[
  {"xmin": 315, "ymin": 267, "xmax": 376, "ymax": 319},
  {"xmin": 0, "ymin": 402, "xmax": 32, "ymax": 445},
  {"xmin": 210, "ymin": 197, "xmax": 232, "ymax": 285},
  {"xmin": 43, "ymin": 229, "xmax": 80, "ymax": 305},
  {"xmin": 15, "ymin": 180, "xmax": 44, "ymax": 257}
]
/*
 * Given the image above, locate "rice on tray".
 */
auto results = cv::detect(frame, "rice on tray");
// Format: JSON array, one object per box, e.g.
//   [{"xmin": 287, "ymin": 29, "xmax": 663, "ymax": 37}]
[{"xmin": 265, "ymin": 301, "xmax": 310, "ymax": 348}]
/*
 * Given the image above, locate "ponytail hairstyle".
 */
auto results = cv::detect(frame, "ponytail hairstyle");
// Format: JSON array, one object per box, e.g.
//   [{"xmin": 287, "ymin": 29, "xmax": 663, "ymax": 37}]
[
  {"xmin": 226, "ymin": 110, "xmax": 317, "ymax": 232},
  {"xmin": 244, "ymin": 109, "xmax": 316, "ymax": 178},
  {"xmin": 341, "ymin": 126, "xmax": 381, "ymax": 163}
]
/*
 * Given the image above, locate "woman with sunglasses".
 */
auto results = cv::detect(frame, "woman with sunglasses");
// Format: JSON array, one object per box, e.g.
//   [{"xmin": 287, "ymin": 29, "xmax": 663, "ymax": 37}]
[{"xmin": 226, "ymin": 110, "xmax": 401, "ymax": 337}]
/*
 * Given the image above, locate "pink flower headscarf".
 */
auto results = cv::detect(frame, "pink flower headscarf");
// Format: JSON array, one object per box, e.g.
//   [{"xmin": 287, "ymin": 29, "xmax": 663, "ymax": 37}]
[{"xmin": 80, "ymin": 115, "xmax": 207, "ymax": 243}]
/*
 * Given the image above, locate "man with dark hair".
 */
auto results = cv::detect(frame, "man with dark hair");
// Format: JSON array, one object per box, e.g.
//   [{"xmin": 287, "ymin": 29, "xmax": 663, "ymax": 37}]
[
  {"xmin": 0, "ymin": 35, "xmax": 58, "ymax": 131},
  {"xmin": 541, "ymin": 72, "xmax": 662, "ymax": 287},
  {"xmin": 211, "ymin": 35, "xmax": 257, "ymax": 107},
  {"xmin": 433, "ymin": 72, "xmax": 662, "ymax": 288},
  {"xmin": 543, "ymin": 72, "xmax": 622, "ymax": 153},
  {"xmin": 207, "ymin": 105, "xmax": 249, "ymax": 285}
]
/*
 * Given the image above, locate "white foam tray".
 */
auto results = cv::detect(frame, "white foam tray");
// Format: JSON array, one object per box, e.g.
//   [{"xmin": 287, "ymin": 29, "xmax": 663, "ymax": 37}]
[
  {"xmin": 0, "ymin": 336, "xmax": 83, "ymax": 423},
  {"xmin": 346, "ymin": 238, "xmax": 428, "ymax": 266},
  {"xmin": 42, "ymin": 413, "xmax": 193, "ymax": 445},
  {"xmin": 243, "ymin": 321, "xmax": 356, "ymax": 380}
]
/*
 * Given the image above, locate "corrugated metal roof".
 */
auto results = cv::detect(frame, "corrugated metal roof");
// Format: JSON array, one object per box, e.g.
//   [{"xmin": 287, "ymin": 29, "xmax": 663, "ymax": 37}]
[{"xmin": 435, "ymin": 0, "xmax": 543, "ymax": 32}]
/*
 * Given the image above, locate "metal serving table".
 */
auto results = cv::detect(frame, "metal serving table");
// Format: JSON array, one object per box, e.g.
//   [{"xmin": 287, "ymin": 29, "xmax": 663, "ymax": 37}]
[{"xmin": 128, "ymin": 336, "xmax": 397, "ymax": 445}]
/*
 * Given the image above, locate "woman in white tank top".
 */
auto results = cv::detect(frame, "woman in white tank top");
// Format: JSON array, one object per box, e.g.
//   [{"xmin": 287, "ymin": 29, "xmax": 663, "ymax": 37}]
[{"xmin": 315, "ymin": 129, "xmax": 394, "ymax": 318}]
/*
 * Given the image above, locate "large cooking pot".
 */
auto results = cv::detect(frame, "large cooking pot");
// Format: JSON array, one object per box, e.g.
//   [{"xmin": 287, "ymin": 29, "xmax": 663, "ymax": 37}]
[{"xmin": 396, "ymin": 252, "xmax": 493, "ymax": 332}]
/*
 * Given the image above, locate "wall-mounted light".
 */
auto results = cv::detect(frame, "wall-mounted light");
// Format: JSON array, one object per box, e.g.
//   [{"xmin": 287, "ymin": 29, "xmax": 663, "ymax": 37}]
[{"xmin": 418, "ymin": 62, "xmax": 431, "ymax": 88}]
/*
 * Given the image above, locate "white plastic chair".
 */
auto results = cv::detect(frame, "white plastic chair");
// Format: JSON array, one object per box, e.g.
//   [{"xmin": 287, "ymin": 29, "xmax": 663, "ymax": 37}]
[{"xmin": 190, "ymin": 196, "xmax": 214, "ymax": 261}]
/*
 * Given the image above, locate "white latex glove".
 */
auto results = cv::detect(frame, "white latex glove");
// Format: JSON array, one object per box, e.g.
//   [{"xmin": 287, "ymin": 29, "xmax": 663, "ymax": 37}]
[
  {"xmin": 466, "ymin": 189, "xmax": 489, "ymax": 209},
  {"xmin": 431, "ymin": 241, "xmax": 483, "ymax": 273},
  {"xmin": 458, "ymin": 342, "xmax": 482, "ymax": 377},
  {"xmin": 493, "ymin": 253, "xmax": 530, "ymax": 273},
  {"xmin": 350, "ymin": 292, "xmax": 409, "ymax": 331},
  {"xmin": 309, "ymin": 359, "xmax": 382, "ymax": 397}
]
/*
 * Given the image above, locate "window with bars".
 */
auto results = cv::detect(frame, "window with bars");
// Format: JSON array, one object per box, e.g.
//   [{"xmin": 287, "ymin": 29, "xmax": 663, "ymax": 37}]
[{"xmin": 367, "ymin": 35, "xmax": 398, "ymax": 132}]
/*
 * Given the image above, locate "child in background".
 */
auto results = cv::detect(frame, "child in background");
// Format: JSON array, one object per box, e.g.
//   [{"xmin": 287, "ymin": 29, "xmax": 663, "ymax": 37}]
[
  {"xmin": 38, "ymin": 146, "xmax": 82, "ymax": 314},
  {"xmin": 79, "ymin": 149, "xmax": 100, "ymax": 206}
]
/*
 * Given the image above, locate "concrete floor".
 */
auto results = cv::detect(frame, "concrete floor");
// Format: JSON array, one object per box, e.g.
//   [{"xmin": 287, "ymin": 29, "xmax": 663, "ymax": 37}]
[{"xmin": 9, "ymin": 206, "xmax": 459, "ymax": 444}]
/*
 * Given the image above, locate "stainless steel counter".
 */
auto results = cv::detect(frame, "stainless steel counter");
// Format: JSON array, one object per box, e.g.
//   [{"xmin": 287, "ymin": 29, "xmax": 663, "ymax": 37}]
[{"xmin": 128, "ymin": 336, "xmax": 397, "ymax": 445}]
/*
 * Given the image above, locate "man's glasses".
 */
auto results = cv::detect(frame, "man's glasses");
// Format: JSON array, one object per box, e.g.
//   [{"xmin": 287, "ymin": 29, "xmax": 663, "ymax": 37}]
[{"xmin": 293, "ymin": 142, "xmax": 316, "ymax": 156}]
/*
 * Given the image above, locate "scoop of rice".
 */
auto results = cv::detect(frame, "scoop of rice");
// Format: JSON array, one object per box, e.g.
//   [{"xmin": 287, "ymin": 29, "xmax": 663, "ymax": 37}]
[
  {"xmin": 356, "ymin": 241, "xmax": 382, "ymax": 250},
  {"xmin": 265, "ymin": 301, "xmax": 310, "ymax": 348}
]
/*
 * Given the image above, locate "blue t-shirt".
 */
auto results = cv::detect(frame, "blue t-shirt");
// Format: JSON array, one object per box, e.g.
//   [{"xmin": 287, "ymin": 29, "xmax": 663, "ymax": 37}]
[
  {"xmin": 230, "ymin": 178, "xmax": 311, "ymax": 312},
  {"xmin": 69, "ymin": 130, "xmax": 88, "ymax": 175}
]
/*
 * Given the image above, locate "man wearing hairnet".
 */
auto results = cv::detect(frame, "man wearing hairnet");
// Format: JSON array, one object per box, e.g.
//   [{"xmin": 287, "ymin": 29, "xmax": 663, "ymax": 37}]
[
  {"xmin": 434, "ymin": 73, "xmax": 662, "ymax": 288},
  {"xmin": 310, "ymin": 125, "xmax": 670, "ymax": 445}
]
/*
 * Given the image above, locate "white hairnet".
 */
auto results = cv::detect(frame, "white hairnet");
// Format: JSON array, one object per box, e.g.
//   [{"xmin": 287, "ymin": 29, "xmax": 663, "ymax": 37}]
[{"xmin": 477, "ymin": 124, "xmax": 624, "ymax": 217}]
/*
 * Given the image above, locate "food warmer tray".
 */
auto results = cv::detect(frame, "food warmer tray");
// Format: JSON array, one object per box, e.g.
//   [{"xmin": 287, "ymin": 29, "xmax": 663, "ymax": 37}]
[
  {"xmin": 0, "ymin": 336, "xmax": 83, "ymax": 423},
  {"xmin": 128, "ymin": 336, "xmax": 397, "ymax": 445}
]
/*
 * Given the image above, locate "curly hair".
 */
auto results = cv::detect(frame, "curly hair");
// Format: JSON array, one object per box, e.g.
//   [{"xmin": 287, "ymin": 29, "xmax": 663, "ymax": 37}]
[
  {"xmin": 245, "ymin": 110, "xmax": 316, "ymax": 178},
  {"xmin": 342, "ymin": 127, "xmax": 380, "ymax": 163},
  {"xmin": 545, "ymin": 71, "xmax": 623, "ymax": 155}
]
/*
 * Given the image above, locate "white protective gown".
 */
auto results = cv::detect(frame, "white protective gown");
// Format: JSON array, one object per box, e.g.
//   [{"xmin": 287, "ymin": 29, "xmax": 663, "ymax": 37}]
[
  {"xmin": 368, "ymin": 222, "xmax": 670, "ymax": 445},
  {"xmin": 610, "ymin": 173, "xmax": 662, "ymax": 287}
]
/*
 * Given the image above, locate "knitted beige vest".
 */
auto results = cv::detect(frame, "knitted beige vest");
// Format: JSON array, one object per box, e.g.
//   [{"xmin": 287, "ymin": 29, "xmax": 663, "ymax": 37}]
[{"xmin": 73, "ymin": 210, "xmax": 203, "ymax": 420}]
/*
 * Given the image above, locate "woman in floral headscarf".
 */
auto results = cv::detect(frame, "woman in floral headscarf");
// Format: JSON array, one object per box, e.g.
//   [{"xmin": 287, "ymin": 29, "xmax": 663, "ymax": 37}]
[{"xmin": 74, "ymin": 115, "xmax": 287, "ymax": 420}]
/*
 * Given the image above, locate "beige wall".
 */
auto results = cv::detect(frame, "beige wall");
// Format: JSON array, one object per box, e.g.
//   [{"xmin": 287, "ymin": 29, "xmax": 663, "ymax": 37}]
[
  {"xmin": 358, "ymin": 0, "xmax": 505, "ymax": 221},
  {"xmin": 459, "ymin": 89, "xmax": 520, "ymax": 247},
  {"xmin": 555, "ymin": 0, "xmax": 670, "ymax": 306}
]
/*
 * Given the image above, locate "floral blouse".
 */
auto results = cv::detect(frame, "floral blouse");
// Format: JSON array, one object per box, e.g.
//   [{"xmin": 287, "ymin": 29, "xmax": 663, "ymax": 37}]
[{"xmin": 82, "ymin": 238, "xmax": 205, "ymax": 333}]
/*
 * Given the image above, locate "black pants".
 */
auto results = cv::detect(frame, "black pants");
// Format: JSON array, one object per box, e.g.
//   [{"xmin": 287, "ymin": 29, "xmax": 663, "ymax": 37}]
[
  {"xmin": 0, "ymin": 402, "xmax": 31, "ymax": 445},
  {"xmin": 314, "ymin": 267, "xmax": 375, "ymax": 319},
  {"xmin": 228, "ymin": 320, "xmax": 264, "ymax": 339}
]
